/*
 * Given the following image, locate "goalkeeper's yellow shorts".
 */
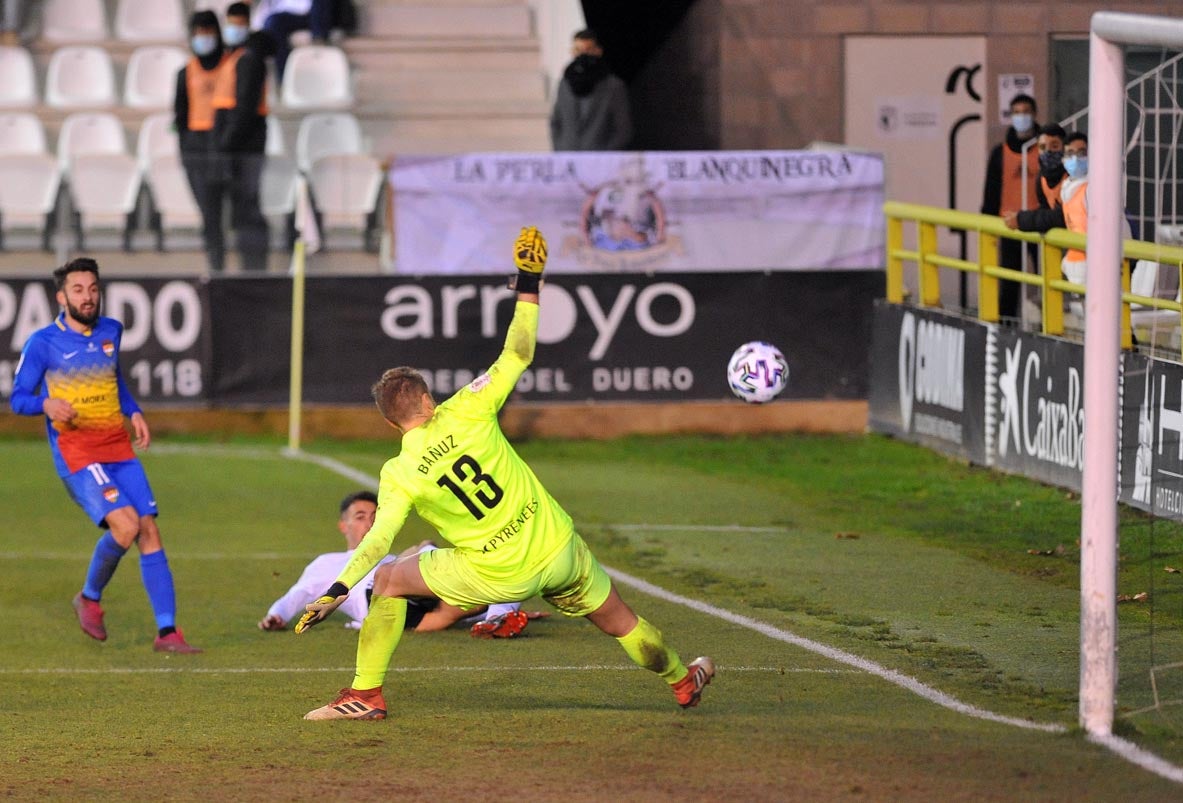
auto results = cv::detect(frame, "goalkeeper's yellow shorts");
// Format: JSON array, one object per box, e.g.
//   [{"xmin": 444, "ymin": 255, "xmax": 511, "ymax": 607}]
[{"xmin": 418, "ymin": 533, "xmax": 612, "ymax": 617}]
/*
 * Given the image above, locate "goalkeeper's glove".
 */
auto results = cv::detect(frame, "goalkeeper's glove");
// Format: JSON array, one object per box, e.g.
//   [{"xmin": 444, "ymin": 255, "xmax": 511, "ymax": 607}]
[
  {"xmin": 294, "ymin": 582, "xmax": 350, "ymax": 634},
  {"xmin": 509, "ymin": 226, "xmax": 547, "ymax": 294}
]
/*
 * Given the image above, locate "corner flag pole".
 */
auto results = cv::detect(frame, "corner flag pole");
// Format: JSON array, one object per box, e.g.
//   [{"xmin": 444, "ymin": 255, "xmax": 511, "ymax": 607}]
[
  {"xmin": 288, "ymin": 238, "xmax": 307, "ymax": 452},
  {"xmin": 287, "ymin": 177, "xmax": 322, "ymax": 453}
]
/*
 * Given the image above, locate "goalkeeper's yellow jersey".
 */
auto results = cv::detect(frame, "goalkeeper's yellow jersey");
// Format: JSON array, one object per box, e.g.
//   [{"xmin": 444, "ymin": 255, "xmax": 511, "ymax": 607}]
[{"xmin": 337, "ymin": 301, "xmax": 574, "ymax": 589}]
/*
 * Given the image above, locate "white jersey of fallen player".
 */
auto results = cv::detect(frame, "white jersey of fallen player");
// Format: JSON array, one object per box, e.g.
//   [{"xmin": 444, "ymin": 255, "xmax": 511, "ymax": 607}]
[
  {"xmin": 267, "ymin": 544, "xmax": 522, "ymax": 628},
  {"xmin": 267, "ymin": 550, "xmax": 396, "ymax": 628}
]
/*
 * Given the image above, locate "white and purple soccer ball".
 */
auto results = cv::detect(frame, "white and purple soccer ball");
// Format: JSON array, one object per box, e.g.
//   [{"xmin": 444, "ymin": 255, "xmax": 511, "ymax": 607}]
[{"xmin": 727, "ymin": 341, "xmax": 789, "ymax": 404}]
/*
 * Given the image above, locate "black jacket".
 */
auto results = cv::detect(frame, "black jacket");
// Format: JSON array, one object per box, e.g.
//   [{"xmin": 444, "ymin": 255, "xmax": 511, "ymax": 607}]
[
  {"xmin": 173, "ymin": 49, "xmax": 223, "ymax": 155},
  {"xmin": 213, "ymin": 46, "xmax": 268, "ymax": 154}
]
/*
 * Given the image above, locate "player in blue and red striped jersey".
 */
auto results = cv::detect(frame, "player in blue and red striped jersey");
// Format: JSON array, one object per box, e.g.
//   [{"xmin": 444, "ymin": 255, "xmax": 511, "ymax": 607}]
[{"xmin": 10, "ymin": 258, "xmax": 201, "ymax": 653}]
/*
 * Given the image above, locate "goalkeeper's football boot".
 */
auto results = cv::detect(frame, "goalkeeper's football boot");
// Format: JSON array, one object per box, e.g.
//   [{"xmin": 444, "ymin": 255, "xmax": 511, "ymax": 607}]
[
  {"xmin": 672, "ymin": 656, "xmax": 715, "ymax": 708},
  {"xmin": 470, "ymin": 610, "xmax": 529, "ymax": 639},
  {"xmin": 72, "ymin": 592, "xmax": 107, "ymax": 641},
  {"xmin": 153, "ymin": 629, "xmax": 203, "ymax": 654},
  {"xmin": 304, "ymin": 688, "xmax": 387, "ymax": 721}
]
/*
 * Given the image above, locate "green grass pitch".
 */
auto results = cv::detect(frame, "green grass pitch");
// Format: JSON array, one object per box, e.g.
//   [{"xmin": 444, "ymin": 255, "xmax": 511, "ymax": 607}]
[{"xmin": 2, "ymin": 432, "xmax": 1182, "ymax": 800}]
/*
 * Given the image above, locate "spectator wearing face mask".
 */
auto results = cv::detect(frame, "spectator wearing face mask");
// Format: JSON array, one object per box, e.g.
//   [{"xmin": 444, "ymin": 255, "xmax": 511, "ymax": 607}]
[
  {"xmin": 1057, "ymin": 132, "xmax": 1092, "ymax": 286},
  {"xmin": 174, "ymin": 10, "xmax": 228, "ymax": 273},
  {"xmin": 1005, "ymin": 123, "xmax": 1068, "ymax": 233},
  {"xmin": 549, "ymin": 28, "xmax": 633, "ymax": 151},
  {"xmin": 982, "ymin": 94, "xmax": 1040, "ymax": 320},
  {"xmin": 211, "ymin": 2, "xmax": 270, "ymax": 272}
]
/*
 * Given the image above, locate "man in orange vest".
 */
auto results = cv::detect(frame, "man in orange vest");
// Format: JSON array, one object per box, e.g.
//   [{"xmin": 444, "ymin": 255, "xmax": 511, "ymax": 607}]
[
  {"xmin": 1058, "ymin": 132, "xmax": 1090, "ymax": 286},
  {"xmin": 174, "ymin": 10, "xmax": 227, "ymax": 273},
  {"xmin": 981, "ymin": 93, "xmax": 1040, "ymax": 320},
  {"xmin": 212, "ymin": 2, "xmax": 270, "ymax": 272}
]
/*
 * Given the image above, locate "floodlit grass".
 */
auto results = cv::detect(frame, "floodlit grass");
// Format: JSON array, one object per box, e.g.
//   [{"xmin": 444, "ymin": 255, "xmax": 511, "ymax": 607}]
[{"xmin": 2, "ymin": 432, "xmax": 1183, "ymax": 800}]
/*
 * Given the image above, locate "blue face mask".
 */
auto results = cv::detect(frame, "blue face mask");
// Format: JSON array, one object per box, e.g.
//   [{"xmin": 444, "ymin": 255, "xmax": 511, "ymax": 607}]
[
  {"xmin": 191, "ymin": 34, "xmax": 217, "ymax": 56},
  {"xmin": 223, "ymin": 24, "xmax": 249, "ymax": 47},
  {"xmin": 1063, "ymin": 155, "xmax": 1088, "ymax": 179},
  {"xmin": 1010, "ymin": 113, "xmax": 1034, "ymax": 134}
]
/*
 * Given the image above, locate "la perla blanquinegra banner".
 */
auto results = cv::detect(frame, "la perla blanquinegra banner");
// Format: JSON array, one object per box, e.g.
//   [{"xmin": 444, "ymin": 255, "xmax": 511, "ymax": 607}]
[{"xmin": 388, "ymin": 150, "xmax": 886, "ymax": 274}]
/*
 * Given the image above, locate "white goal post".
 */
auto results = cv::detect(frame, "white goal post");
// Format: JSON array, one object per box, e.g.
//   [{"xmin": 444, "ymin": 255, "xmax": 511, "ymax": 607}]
[{"xmin": 1081, "ymin": 12, "xmax": 1183, "ymax": 737}]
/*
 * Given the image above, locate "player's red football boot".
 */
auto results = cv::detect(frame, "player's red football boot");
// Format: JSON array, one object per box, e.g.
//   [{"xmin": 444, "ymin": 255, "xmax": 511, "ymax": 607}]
[
  {"xmin": 469, "ymin": 610, "xmax": 529, "ymax": 639},
  {"xmin": 153, "ymin": 629, "xmax": 203, "ymax": 654},
  {"xmin": 72, "ymin": 592, "xmax": 107, "ymax": 641},
  {"xmin": 672, "ymin": 656, "xmax": 715, "ymax": 708},
  {"xmin": 304, "ymin": 688, "xmax": 387, "ymax": 721}
]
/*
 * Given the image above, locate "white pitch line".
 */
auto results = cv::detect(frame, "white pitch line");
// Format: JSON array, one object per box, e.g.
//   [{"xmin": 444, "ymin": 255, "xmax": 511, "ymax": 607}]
[
  {"xmin": 282, "ymin": 447, "xmax": 379, "ymax": 488},
  {"xmin": 605, "ymin": 567, "xmax": 1066, "ymax": 733},
  {"xmin": 0, "ymin": 664, "xmax": 846, "ymax": 676},
  {"xmin": 1089, "ymin": 733, "xmax": 1183, "ymax": 784}
]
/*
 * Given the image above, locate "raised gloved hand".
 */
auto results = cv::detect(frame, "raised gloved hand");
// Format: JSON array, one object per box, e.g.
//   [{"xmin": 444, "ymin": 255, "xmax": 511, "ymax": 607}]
[
  {"xmin": 294, "ymin": 582, "xmax": 349, "ymax": 634},
  {"xmin": 511, "ymin": 226, "xmax": 547, "ymax": 293}
]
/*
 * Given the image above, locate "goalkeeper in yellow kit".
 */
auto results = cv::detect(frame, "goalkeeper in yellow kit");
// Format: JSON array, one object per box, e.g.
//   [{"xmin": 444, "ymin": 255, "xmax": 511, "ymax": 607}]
[{"xmin": 299, "ymin": 227, "xmax": 714, "ymax": 720}]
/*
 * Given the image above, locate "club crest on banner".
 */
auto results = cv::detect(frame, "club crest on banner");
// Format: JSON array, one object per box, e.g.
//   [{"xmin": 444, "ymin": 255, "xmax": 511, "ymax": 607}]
[{"xmin": 568, "ymin": 157, "xmax": 678, "ymax": 270}]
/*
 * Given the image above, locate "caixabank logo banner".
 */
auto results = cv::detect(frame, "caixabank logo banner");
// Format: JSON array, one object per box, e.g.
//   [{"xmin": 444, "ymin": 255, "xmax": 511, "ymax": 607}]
[{"xmin": 985, "ymin": 326, "xmax": 1084, "ymax": 489}]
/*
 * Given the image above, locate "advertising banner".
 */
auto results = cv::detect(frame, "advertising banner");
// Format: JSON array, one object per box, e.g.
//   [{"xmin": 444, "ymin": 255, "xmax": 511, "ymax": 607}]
[
  {"xmin": 208, "ymin": 272, "xmax": 879, "ymax": 405},
  {"xmin": 389, "ymin": 150, "xmax": 885, "ymax": 274},
  {"xmin": 984, "ymin": 326, "xmax": 1084, "ymax": 490},
  {"xmin": 0, "ymin": 277, "xmax": 210, "ymax": 405},
  {"xmin": 1119, "ymin": 353, "xmax": 1183, "ymax": 521},
  {"xmin": 867, "ymin": 301, "xmax": 987, "ymax": 463}
]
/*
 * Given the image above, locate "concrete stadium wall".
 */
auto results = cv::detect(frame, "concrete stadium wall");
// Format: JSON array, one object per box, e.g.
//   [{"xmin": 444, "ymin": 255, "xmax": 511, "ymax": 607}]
[{"xmin": 634, "ymin": 0, "xmax": 1180, "ymax": 151}]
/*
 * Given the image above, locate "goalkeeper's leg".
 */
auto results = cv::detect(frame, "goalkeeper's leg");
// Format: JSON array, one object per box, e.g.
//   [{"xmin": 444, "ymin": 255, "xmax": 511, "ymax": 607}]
[
  {"xmin": 306, "ymin": 555, "xmax": 433, "ymax": 720},
  {"xmin": 352, "ymin": 595, "xmax": 407, "ymax": 690}
]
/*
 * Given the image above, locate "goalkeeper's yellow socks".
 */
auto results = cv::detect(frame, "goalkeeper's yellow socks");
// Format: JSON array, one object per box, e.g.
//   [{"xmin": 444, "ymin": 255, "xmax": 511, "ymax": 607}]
[
  {"xmin": 616, "ymin": 616, "xmax": 688, "ymax": 684},
  {"xmin": 352, "ymin": 595, "xmax": 407, "ymax": 691}
]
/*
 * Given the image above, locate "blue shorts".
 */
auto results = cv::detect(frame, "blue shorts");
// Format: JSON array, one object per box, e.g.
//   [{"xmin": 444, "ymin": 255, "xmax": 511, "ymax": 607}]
[{"xmin": 63, "ymin": 459, "xmax": 158, "ymax": 528}]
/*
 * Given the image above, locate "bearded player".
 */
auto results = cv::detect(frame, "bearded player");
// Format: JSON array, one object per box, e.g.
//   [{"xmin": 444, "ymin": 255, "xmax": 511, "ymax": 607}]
[
  {"xmin": 10, "ymin": 258, "xmax": 201, "ymax": 653},
  {"xmin": 297, "ymin": 226, "xmax": 714, "ymax": 720}
]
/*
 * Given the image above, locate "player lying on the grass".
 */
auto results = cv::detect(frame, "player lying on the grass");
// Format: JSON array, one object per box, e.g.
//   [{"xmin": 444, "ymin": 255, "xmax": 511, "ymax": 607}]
[
  {"xmin": 9, "ymin": 258, "xmax": 201, "ymax": 653},
  {"xmin": 296, "ymin": 226, "xmax": 714, "ymax": 720},
  {"xmin": 258, "ymin": 490, "xmax": 533, "ymax": 637}
]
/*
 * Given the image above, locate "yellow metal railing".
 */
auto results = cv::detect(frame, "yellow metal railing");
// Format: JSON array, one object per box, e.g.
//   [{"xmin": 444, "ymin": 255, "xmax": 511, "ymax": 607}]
[{"xmin": 884, "ymin": 201, "xmax": 1183, "ymax": 350}]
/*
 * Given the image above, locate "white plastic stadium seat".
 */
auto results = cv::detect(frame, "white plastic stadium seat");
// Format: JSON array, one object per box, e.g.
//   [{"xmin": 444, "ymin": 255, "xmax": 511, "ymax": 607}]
[
  {"xmin": 266, "ymin": 116, "xmax": 287, "ymax": 156},
  {"xmin": 295, "ymin": 112, "xmax": 362, "ymax": 173},
  {"xmin": 124, "ymin": 46, "xmax": 188, "ymax": 109},
  {"xmin": 0, "ymin": 154, "xmax": 62, "ymax": 242},
  {"xmin": 280, "ymin": 45, "xmax": 354, "ymax": 110},
  {"xmin": 262, "ymin": 156, "xmax": 298, "ymax": 218},
  {"xmin": 57, "ymin": 112, "xmax": 128, "ymax": 171},
  {"xmin": 68, "ymin": 152, "xmax": 142, "ymax": 232},
  {"xmin": 0, "ymin": 47, "xmax": 38, "ymax": 108},
  {"xmin": 45, "ymin": 46, "xmax": 117, "ymax": 109},
  {"xmin": 40, "ymin": 0, "xmax": 108, "ymax": 42},
  {"xmin": 114, "ymin": 0, "xmax": 185, "ymax": 42},
  {"xmin": 145, "ymin": 154, "xmax": 201, "ymax": 235},
  {"xmin": 135, "ymin": 112, "xmax": 179, "ymax": 173},
  {"xmin": 0, "ymin": 113, "xmax": 48, "ymax": 155},
  {"xmin": 308, "ymin": 153, "xmax": 382, "ymax": 225}
]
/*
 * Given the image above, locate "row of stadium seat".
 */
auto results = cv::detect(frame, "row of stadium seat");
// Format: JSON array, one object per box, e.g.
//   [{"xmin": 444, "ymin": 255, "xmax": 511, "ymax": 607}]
[
  {"xmin": 38, "ymin": 0, "xmax": 193, "ymax": 44},
  {"xmin": 0, "ymin": 111, "xmax": 383, "ymax": 253},
  {"xmin": 0, "ymin": 43, "xmax": 354, "ymax": 111}
]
